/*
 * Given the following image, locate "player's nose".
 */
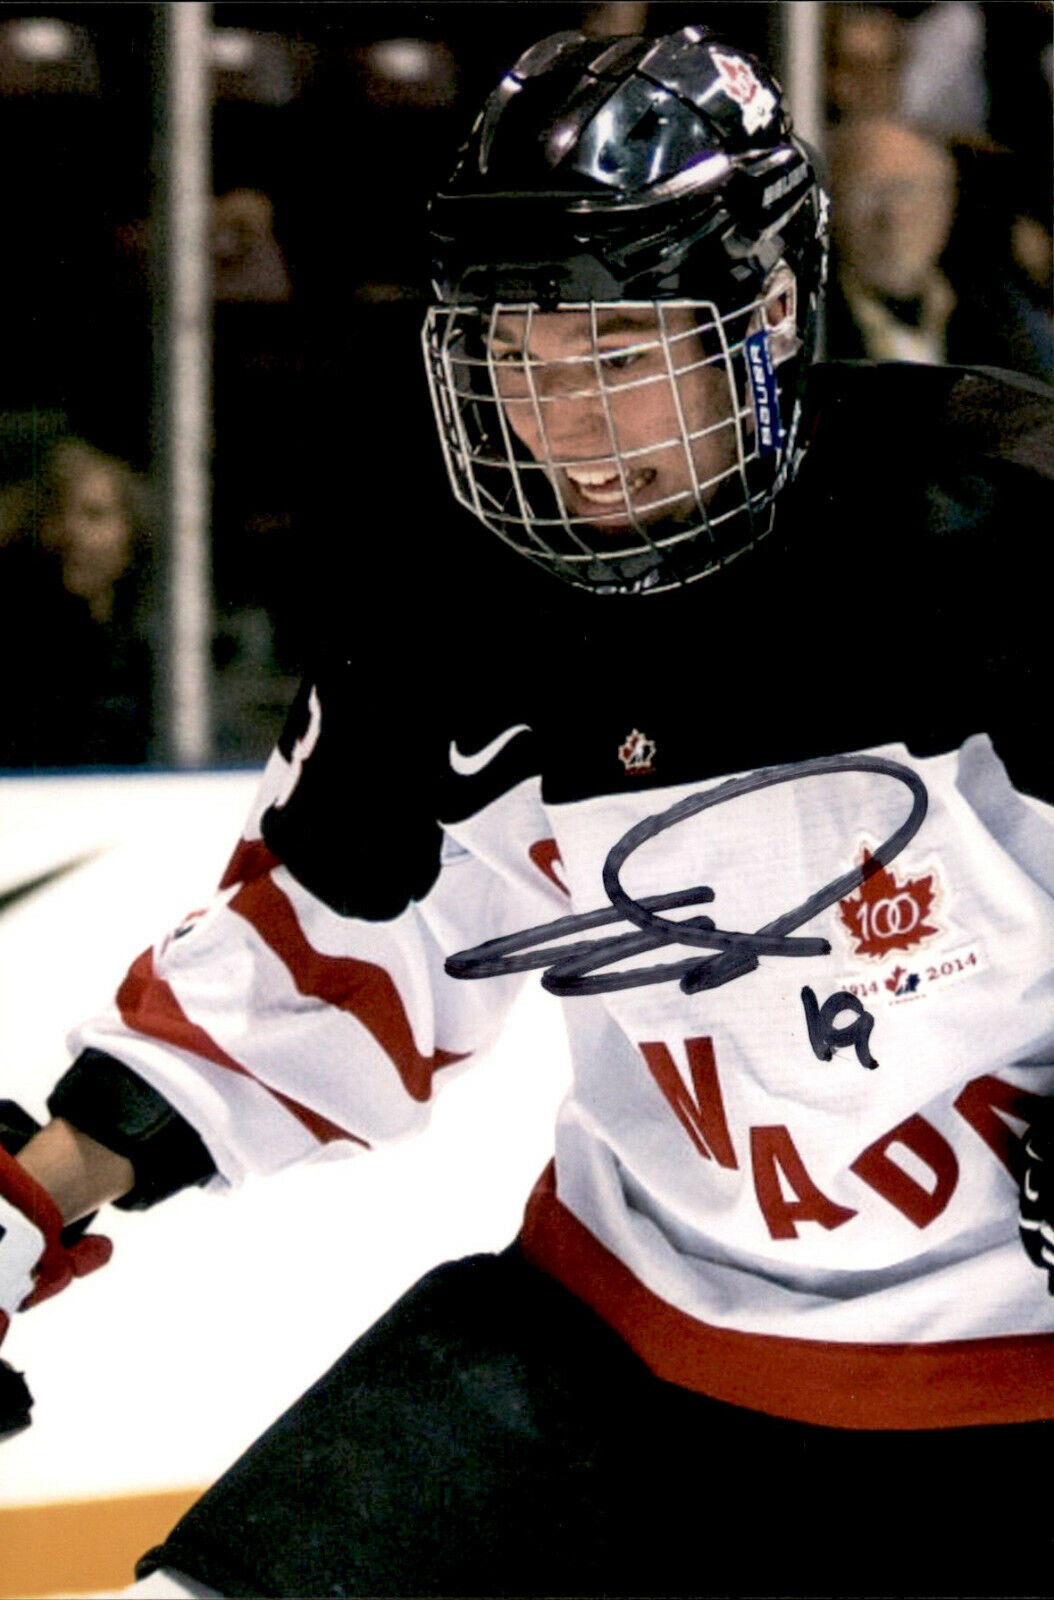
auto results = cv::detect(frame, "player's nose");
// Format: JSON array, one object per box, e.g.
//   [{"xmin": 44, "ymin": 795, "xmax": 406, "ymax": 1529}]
[{"xmin": 535, "ymin": 376, "xmax": 615, "ymax": 461}]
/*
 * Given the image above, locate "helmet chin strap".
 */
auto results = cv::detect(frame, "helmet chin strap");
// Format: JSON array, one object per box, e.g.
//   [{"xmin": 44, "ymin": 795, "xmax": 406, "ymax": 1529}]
[
  {"xmin": 584, "ymin": 548, "xmax": 665, "ymax": 594},
  {"xmin": 579, "ymin": 469, "xmax": 776, "ymax": 597},
  {"xmin": 747, "ymin": 262, "xmax": 799, "ymax": 364}
]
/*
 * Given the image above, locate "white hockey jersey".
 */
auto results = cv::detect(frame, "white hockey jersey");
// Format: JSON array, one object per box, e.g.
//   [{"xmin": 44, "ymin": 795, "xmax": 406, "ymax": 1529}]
[{"xmin": 68, "ymin": 364, "xmax": 1054, "ymax": 1430}]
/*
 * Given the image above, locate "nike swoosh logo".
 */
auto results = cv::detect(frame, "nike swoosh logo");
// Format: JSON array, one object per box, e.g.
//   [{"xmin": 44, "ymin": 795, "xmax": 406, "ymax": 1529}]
[{"xmin": 449, "ymin": 724, "xmax": 531, "ymax": 777}]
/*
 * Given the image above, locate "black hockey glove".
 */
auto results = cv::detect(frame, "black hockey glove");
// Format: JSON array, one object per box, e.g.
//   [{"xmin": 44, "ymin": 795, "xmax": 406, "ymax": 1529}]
[
  {"xmin": 0, "ymin": 1101, "xmax": 112, "ymax": 1437},
  {"xmin": 1019, "ymin": 1107, "xmax": 1054, "ymax": 1293}
]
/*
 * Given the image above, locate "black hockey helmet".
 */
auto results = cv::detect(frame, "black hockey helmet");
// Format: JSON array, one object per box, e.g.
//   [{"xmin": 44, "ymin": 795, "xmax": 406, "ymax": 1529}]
[{"xmin": 423, "ymin": 25, "xmax": 828, "ymax": 595}]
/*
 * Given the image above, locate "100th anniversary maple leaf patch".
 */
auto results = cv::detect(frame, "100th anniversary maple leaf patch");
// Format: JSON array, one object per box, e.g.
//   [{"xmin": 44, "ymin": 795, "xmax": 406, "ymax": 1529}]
[{"xmin": 838, "ymin": 848, "xmax": 942, "ymax": 960}]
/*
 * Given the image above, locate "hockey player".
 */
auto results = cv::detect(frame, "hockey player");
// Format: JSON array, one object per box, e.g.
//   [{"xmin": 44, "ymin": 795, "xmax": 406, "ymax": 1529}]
[{"xmin": 2, "ymin": 25, "xmax": 1054, "ymax": 1598}]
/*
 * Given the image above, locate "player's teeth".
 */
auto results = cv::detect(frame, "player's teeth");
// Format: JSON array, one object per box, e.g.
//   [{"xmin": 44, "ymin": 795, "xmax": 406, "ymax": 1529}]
[{"xmin": 567, "ymin": 466, "xmax": 652, "ymax": 504}]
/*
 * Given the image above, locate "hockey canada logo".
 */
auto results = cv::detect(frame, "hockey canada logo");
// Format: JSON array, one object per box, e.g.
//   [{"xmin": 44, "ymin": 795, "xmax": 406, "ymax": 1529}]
[
  {"xmin": 838, "ymin": 848, "xmax": 941, "ymax": 960},
  {"xmin": 711, "ymin": 50, "xmax": 777, "ymax": 135},
  {"xmin": 619, "ymin": 729, "xmax": 656, "ymax": 775}
]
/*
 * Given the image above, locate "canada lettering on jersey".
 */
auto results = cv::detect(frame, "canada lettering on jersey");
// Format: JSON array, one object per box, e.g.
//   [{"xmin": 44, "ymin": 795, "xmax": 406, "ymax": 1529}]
[{"xmin": 641, "ymin": 1037, "xmax": 1046, "ymax": 1242}]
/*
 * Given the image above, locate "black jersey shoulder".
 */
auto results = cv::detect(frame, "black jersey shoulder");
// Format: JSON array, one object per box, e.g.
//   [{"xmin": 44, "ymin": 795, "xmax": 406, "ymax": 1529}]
[
  {"xmin": 263, "ymin": 655, "xmax": 448, "ymax": 920},
  {"xmin": 262, "ymin": 640, "xmax": 541, "ymax": 918},
  {"xmin": 797, "ymin": 361, "xmax": 1053, "ymax": 802},
  {"xmin": 800, "ymin": 361, "xmax": 1054, "ymax": 535}
]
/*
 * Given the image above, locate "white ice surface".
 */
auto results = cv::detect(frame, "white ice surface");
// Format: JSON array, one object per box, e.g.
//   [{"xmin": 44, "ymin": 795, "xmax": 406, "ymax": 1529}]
[{"xmin": 0, "ymin": 769, "xmax": 571, "ymax": 1507}]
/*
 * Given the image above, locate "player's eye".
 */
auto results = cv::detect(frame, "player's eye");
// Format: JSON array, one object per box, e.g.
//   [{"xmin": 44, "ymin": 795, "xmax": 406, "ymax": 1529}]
[
  {"xmin": 488, "ymin": 346, "xmax": 525, "ymax": 365},
  {"xmin": 599, "ymin": 346, "xmax": 643, "ymax": 372}
]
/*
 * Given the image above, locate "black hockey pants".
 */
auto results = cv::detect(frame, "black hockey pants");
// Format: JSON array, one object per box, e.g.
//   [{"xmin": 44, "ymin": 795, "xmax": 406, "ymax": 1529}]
[{"xmin": 139, "ymin": 1245, "xmax": 1054, "ymax": 1597}]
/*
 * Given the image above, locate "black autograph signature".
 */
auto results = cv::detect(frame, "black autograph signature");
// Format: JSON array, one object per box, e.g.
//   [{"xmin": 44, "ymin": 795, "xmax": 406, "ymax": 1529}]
[{"xmin": 445, "ymin": 755, "xmax": 928, "ymax": 1000}]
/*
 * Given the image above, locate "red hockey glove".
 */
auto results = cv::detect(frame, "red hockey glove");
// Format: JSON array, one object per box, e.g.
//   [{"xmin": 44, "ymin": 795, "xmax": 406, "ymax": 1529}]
[
  {"xmin": 0, "ymin": 1126, "xmax": 113, "ymax": 1436},
  {"xmin": 0, "ymin": 1143, "xmax": 113, "ymax": 1317},
  {"xmin": 1019, "ymin": 1110, "xmax": 1054, "ymax": 1293}
]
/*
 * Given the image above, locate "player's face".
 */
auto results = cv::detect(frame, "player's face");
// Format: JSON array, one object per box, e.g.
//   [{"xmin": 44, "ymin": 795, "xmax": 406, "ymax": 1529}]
[{"xmin": 486, "ymin": 307, "xmax": 739, "ymax": 532}]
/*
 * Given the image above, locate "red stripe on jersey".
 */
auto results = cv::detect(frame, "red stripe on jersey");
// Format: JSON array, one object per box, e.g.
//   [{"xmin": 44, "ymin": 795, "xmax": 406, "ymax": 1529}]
[
  {"xmin": 116, "ymin": 949, "xmax": 368, "ymax": 1148},
  {"xmin": 218, "ymin": 837, "xmax": 281, "ymax": 891},
  {"xmin": 521, "ymin": 1163, "xmax": 1054, "ymax": 1431},
  {"xmin": 229, "ymin": 875, "xmax": 469, "ymax": 1102}
]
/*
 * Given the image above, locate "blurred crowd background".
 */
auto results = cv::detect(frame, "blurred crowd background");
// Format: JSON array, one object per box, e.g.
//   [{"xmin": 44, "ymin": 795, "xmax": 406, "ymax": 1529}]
[{"xmin": 0, "ymin": 1, "xmax": 1050, "ymax": 770}]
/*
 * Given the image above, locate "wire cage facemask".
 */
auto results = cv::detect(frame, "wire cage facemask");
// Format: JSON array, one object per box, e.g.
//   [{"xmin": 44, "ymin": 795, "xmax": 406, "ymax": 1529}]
[{"xmin": 423, "ymin": 292, "xmax": 801, "ymax": 596}]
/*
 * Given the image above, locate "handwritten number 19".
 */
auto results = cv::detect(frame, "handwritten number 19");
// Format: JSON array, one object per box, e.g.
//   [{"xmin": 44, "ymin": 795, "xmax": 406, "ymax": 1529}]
[{"xmin": 801, "ymin": 987, "xmax": 878, "ymax": 1070}]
